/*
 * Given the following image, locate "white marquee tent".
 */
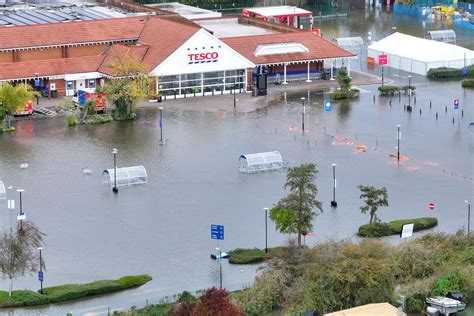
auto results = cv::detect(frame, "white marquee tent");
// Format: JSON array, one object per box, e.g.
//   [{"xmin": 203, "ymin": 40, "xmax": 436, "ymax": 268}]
[{"xmin": 368, "ymin": 32, "xmax": 474, "ymax": 76}]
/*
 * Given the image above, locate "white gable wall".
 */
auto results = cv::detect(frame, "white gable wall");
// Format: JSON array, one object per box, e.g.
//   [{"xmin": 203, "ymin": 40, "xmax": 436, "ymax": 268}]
[{"xmin": 151, "ymin": 29, "xmax": 255, "ymax": 77}]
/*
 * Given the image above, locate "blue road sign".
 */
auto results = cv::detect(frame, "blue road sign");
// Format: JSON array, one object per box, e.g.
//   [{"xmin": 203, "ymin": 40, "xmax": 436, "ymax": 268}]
[
  {"xmin": 38, "ymin": 271, "xmax": 44, "ymax": 282},
  {"xmin": 211, "ymin": 224, "xmax": 224, "ymax": 240},
  {"xmin": 454, "ymin": 99, "xmax": 459, "ymax": 110},
  {"xmin": 463, "ymin": 67, "xmax": 468, "ymax": 76},
  {"xmin": 159, "ymin": 120, "xmax": 163, "ymax": 128},
  {"xmin": 324, "ymin": 99, "xmax": 332, "ymax": 111}
]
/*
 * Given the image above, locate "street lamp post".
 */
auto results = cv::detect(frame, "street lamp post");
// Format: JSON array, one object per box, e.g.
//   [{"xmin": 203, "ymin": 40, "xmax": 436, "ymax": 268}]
[
  {"xmin": 407, "ymin": 75, "xmax": 412, "ymax": 110},
  {"xmin": 216, "ymin": 247, "xmax": 222, "ymax": 289},
  {"xmin": 331, "ymin": 164, "xmax": 337, "ymax": 207},
  {"xmin": 159, "ymin": 107, "xmax": 164, "ymax": 144},
  {"xmin": 263, "ymin": 207, "xmax": 269, "ymax": 253},
  {"xmin": 17, "ymin": 189, "xmax": 24, "ymax": 231},
  {"xmin": 38, "ymin": 247, "xmax": 43, "ymax": 294},
  {"xmin": 396, "ymin": 125, "xmax": 401, "ymax": 162},
  {"xmin": 301, "ymin": 97, "xmax": 306, "ymax": 132},
  {"xmin": 112, "ymin": 148, "xmax": 118, "ymax": 193},
  {"xmin": 466, "ymin": 200, "xmax": 471, "ymax": 234}
]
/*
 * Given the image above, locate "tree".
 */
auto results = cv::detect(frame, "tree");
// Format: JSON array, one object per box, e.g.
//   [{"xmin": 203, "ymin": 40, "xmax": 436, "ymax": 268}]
[
  {"xmin": 270, "ymin": 164, "xmax": 323, "ymax": 248},
  {"xmin": 358, "ymin": 185, "xmax": 389, "ymax": 225},
  {"xmin": 101, "ymin": 53, "xmax": 152, "ymax": 120},
  {"xmin": 193, "ymin": 288, "xmax": 246, "ymax": 316},
  {"xmin": 0, "ymin": 83, "xmax": 38, "ymax": 129},
  {"xmin": 336, "ymin": 68, "xmax": 352, "ymax": 93},
  {"xmin": 0, "ymin": 221, "xmax": 45, "ymax": 297}
]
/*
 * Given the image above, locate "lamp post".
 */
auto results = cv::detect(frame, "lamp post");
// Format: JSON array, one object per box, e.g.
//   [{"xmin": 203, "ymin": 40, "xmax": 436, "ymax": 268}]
[
  {"xmin": 216, "ymin": 247, "xmax": 222, "ymax": 289},
  {"xmin": 466, "ymin": 200, "xmax": 471, "ymax": 234},
  {"xmin": 407, "ymin": 75, "xmax": 412, "ymax": 109},
  {"xmin": 331, "ymin": 163, "xmax": 337, "ymax": 207},
  {"xmin": 17, "ymin": 189, "xmax": 24, "ymax": 231},
  {"xmin": 301, "ymin": 97, "xmax": 306, "ymax": 132},
  {"xmin": 263, "ymin": 207, "xmax": 269, "ymax": 253},
  {"xmin": 112, "ymin": 148, "xmax": 118, "ymax": 193},
  {"xmin": 159, "ymin": 107, "xmax": 164, "ymax": 144},
  {"xmin": 38, "ymin": 247, "xmax": 43, "ymax": 294},
  {"xmin": 396, "ymin": 125, "xmax": 401, "ymax": 162}
]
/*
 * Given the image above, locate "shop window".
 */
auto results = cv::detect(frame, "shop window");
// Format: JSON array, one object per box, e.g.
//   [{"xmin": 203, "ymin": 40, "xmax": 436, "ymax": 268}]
[
  {"xmin": 66, "ymin": 81, "xmax": 74, "ymax": 90},
  {"xmin": 88, "ymin": 79, "xmax": 96, "ymax": 89}
]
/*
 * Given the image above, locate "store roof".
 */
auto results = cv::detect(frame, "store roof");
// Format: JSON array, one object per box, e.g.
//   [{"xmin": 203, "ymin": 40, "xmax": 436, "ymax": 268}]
[
  {"xmin": 242, "ymin": 6, "xmax": 312, "ymax": 17},
  {"xmin": 98, "ymin": 44, "xmax": 150, "ymax": 76},
  {"xmin": 368, "ymin": 32, "xmax": 474, "ymax": 62},
  {"xmin": 195, "ymin": 17, "xmax": 278, "ymax": 38},
  {"xmin": 0, "ymin": 55, "xmax": 104, "ymax": 80},
  {"xmin": 147, "ymin": 2, "xmax": 221, "ymax": 19},
  {"xmin": 223, "ymin": 32, "xmax": 355, "ymax": 65}
]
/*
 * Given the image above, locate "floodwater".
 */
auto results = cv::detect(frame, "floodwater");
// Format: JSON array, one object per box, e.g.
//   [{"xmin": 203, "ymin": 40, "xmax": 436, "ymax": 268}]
[{"xmin": 0, "ymin": 8, "xmax": 473, "ymax": 316}]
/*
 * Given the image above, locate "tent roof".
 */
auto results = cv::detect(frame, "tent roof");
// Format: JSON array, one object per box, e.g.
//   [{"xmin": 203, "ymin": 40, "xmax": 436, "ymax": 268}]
[
  {"xmin": 368, "ymin": 32, "xmax": 474, "ymax": 63},
  {"xmin": 324, "ymin": 303, "xmax": 405, "ymax": 316}
]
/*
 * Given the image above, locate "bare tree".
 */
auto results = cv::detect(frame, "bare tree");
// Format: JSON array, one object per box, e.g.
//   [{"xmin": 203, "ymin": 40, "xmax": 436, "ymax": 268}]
[{"xmin": 0, "ymin": 221, "xmax": 45, "ymax": 297}]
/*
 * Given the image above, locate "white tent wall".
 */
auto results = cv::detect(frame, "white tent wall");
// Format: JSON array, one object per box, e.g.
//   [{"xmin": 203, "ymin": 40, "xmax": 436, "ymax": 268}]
[{"xmin": 368, "ymin": 32, "xmax": 474, "ymax": 76}]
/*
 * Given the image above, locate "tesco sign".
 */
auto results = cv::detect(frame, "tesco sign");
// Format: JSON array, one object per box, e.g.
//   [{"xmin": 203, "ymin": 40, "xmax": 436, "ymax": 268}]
[{"xmin": 188, "ymin": 52, "xmax": 219, "ymax": 65}]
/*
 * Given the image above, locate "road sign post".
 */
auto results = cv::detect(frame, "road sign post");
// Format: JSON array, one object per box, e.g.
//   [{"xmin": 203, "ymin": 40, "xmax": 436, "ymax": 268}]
[
  {"xmin": 211, "ymin": 224, "xmax": 224, "ymax": 289},
  {"xmin": 454, "ymin": 99, "xmax": 459, "ymax": 110}
]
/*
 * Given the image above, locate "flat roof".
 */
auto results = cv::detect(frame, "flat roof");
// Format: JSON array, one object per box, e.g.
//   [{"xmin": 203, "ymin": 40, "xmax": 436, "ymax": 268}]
[
  {"xmin": 147, "ymin": 2, "xmax": 221, "ymax": 19},
  {"xmin": 243, "ymin": 6, "xmax": 312, "ymax": 17},
  {"xmin": 195, "ymin": 18, "xmax": 277, "ymax": 38}
]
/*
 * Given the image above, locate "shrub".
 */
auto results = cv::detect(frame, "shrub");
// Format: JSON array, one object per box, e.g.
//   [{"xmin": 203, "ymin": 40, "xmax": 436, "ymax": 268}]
[
  {"xmin": 228, "ymin": 248, "xmax": 265, "ymax": 264},
  {"xmin": 432, "ymin": 270, "xmax": 468, "ymax": 296},
  {"xmin": 462, "ymin": 79, "xmax": 474, "ymax": 88},
  {"xmin": 115, "ymin": 274, "xmax": 152, "ymax": 287},
  {"xmin": 378, "ymin": 85, "xmax": 400, "ymax": 96},
  {"xmin": 427, "ymin": 65, "xmax": 474, "ymax": 79},
  {"xmin": 81, "ymin": 114, "xmax": 113, "ymax": 125},
  {"xmin": 401, "ymin": 85, "xmax": 416, "ymax": 93},
  {"xmin": 358, "ymin": 217, "xmax": 438, "ymax": 237},
  {"xmin": 114, "ymin": 112, "xmax": 137, "ymax": 121},
  {"xmin": 331, "ymin": 89, "xmax": 359, "ymax": 100},
  {"xmin": 405, "ymin": 292, "xmax": 426, "ymax": 313},
  {"xmin": 358, "ymin": 222, "xmax": 392, "ymax": 237},
  {"xmin": 67, "ymin": 114, "xmax": 79, "ymax": 126}
]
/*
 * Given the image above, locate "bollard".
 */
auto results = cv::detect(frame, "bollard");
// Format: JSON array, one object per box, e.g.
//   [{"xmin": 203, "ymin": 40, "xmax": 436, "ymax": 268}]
[
  {"xmin": 419, "ymin": 108, "xmax": 422, "ymax": 115},
  {"xmin": 430, "ymin": 100, "xmax": 432, "ymax": 108},
  {"xmin": 414, "ymin": 96, "xmax": 417, "ymax": 105},
  {"xmin": 389, "ymin": 99, "xmax": 392, "ymax": 106},
  {"xmin": 445, "ymin": 106, "xmax": 447, "ymax": 113},
  {"xmin": 462, "ymin": 110, "xmax": 464, "ymax": 118},
  {"xmin": 404, "ymin": 104, "xmax": 406, "ymax": 111},
  {"xmin": 436, "ymin": 112, "xmax": 438, "ymax": 120},
  {"xmin": 453, "ymin": 117, "xmax": 455, "ymax": 124},
  {"xmin": 373, "ymin": 94, "xmax": 375, "ymax": 103}
]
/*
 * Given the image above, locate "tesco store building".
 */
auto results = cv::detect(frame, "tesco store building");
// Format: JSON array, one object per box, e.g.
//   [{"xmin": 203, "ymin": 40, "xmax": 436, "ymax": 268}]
[{"xmin": 150, "ymin": 29, "xmax": 255, "ymax": 98}]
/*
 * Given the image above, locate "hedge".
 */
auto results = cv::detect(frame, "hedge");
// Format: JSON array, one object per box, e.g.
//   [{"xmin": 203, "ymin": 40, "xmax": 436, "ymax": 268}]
[
  {"xmin": 462, "ymin": 79, "xmax": 474, "ymax": 88},
  {"xmin": 358, "ymin": 217, "xmax": 438, "ymax": 237},
  {"xmin": 81, "ymin": 114, "xmax": 113, "ymax": 125},
  {"xmin": 378, "ymin": 85, "xmax": 400, "ymax": 96},
  {"xmin": 0, "ymin": 274, "xmax": 152, "ymax": 308},
  {"xmin": 228, "ymin": 247, "xmax": 287, "ymax": 264},
  {"xmin": 331, "ymin": 89, "xmax": 360, "ymax": 100},
  {"xmin": 427, "ymin": 65, "xmax": 474, "ymax": 79}
]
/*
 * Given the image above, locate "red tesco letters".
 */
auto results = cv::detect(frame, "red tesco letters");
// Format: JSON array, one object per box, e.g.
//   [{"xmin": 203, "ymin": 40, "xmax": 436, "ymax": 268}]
[{"xmin": 188, "ymin": 52, "xmax": 219, "ymax": 62}]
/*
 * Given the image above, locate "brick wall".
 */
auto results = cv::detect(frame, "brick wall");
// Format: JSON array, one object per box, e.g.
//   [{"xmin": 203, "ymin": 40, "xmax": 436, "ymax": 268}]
[
  {"xmin": 67, "ymin": 44, "xmax": 109, "ymax": 58},
  {"xmin": 50, "ymin": 79, "xmax": 66, "ymax": 96},
  {"xmin": 18, "ymin": 48, "xmax": 62, "ymax": 62}
]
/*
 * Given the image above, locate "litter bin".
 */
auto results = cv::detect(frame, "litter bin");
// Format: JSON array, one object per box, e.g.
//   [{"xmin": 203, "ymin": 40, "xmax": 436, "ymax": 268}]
[{"xmin": 51, "ymin": 90, "xmax": 58, "ymax": 98}]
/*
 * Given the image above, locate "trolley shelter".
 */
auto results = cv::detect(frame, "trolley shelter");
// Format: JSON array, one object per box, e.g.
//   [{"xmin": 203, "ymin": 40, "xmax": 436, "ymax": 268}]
[
  {"xmin": 0, "ymin": 181, "xmax": 5, "ymax": 201},
  {"xmin": 239, "ymin": 151, "xmax": 288, "ymax": 173},
  {"xmin": 102, "ymin": 166, "xmax": 147, "ymax": 187}
]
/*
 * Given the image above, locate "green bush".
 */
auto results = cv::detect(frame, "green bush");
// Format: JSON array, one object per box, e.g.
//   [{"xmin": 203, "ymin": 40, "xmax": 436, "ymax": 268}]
[
  {"xmin": 67, "ymin": 115, "xmax": 79, "ymax": 126},
  {"xmin": 228, "ymin": 248, "xmax": 265, "ymax": 264},
  {"xmin": 358, "ymin": 217, "xmax": 438, "ymax": 237},
  {"xmin": 432, "ymin": 270, "xmax": 466, "ymax": 296},
  {"xmin": 0, "ymin": 274, "xmax": 152, "ymax": 308},
  {"xmin": 405, "ymin": 292, "xmax": 426, "ymax": 313},
  {"xmin": 358, "ymin": 223, "xmax": 392, "ymax": 237},
  {"xmin": 331, "ymin": 89, "xmax": 359, "ymax": 100},
  {"xmin": 81, "ymin": 114, "xmax": 113, "ymax": 125},
  {"xmin": 462, "ymin": 79, "xmax": 474, "ymax": 88},
  {"xmin": 378, "ymin": 85, "xmax": 400, "ymax": 96},
  {"xmin": 427, "ymin": 65, "xmax": 474, "ymax": 79}
]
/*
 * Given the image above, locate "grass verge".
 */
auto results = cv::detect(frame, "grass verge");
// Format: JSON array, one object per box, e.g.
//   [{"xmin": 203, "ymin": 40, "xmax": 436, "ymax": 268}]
[
  {"xmin": 358, "ymin": 217, "xmax": 438, "ymax": 237},
  {"xmin": 0, "ymin": 274, "xmax": 151, "ymax": 308}
]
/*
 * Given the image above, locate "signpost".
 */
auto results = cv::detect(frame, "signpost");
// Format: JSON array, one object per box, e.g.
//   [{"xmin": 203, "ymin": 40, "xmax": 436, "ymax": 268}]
[
  {"xmin": 211, "ymin": 224, "xmax": 224, "ymax": 240},
  {"xmin": 16, "ymin": 211, "xmax": 26, "ymax": 221},
  {"xmin": 379, "ymin": 54, "xmax": 388, "ymax": 87},
  {"xmin": 400, "ymin": 223, "xmax": 414, "ymax": 239},
  {"xmin": 324, "ymin": 99, "xmax": 332, "ymax": 111},
  {"xmin": 454, "ymin": 99, "xmax": 459, "ymax": 110},
  {"xmin": 463, "ymin": 67, "xmax": 468, "ymax": 76},
  {"xmin": 428, "ymin": 202, "xmax": 435, "ymax": 210},
  {"xmin": 38, "ymin": 271, "xmax": 44, "ymax": 282},
  {"xmin": 211, "ymin": 224, "xmax": 224, "ymax": 289}
]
